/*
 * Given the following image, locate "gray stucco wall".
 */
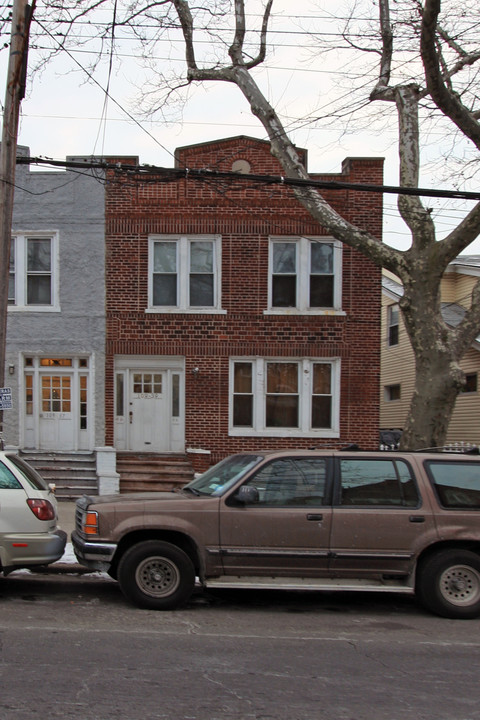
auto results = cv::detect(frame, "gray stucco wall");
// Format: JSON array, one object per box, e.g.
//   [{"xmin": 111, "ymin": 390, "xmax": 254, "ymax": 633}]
[{"xmin": 5, "ymin": 147, "xmax": 106, "ymax": 448}]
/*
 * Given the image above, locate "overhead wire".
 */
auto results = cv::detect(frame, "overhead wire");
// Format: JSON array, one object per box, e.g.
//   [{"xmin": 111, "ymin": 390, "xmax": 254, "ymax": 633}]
[
  {"xmin": 92, "ymin": 0, "xmax": 118, "ymax": 157},
  {"xmin": 32, "ymin": 17, "xmax": 178, "ymax": 165},
  {"xmin": 12, "ymin": 2, "xmax": 478, "ymax": 249}
]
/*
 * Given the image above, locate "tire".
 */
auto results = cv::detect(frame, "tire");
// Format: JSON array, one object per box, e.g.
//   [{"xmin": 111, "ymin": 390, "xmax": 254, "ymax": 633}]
[
  {"xmin": 117, "ymin": 540, "xmax": 195, "ymax": 610},
  {"xmin": 417, "ymin": 549, "xmax": 480, "ymax": 619}
]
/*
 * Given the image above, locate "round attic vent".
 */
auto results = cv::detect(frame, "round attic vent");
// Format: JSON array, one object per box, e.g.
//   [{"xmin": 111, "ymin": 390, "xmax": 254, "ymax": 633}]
[{"xmin": 231, "ymin": 159, "xmax": 251, "ymax": 174}]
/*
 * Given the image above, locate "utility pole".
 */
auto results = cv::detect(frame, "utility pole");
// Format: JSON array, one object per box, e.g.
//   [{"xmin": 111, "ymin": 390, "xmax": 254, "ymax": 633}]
[{"xmin": 0, "ymin": 0, "xmax": 32, "ymax": 448}]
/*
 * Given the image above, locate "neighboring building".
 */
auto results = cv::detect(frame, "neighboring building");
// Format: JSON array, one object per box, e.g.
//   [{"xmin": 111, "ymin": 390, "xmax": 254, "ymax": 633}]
[
  {"xmin": 381, "ymin": 258, "xmax": 480, "ymax": 447},
  {"xmin": 6, "ymin": 148, "xmax": 106, "ymax": 455},
  {"xmin": 105, "ymin": 136, "xmax": 384, "ymax": 472}
]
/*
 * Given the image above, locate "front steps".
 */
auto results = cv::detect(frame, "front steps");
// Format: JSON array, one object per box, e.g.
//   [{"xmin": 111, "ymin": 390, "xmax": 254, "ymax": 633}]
[
  {"xmin": 19, "ymin": 450, "xmax": 195, "ymax": 498},
  {"xmin": 20, "ymin": 451, "xmax": 98, "ymax": 500},
  {"xmin": 116, "ymin": 452, "xmax": 195, "ymax": 493}
]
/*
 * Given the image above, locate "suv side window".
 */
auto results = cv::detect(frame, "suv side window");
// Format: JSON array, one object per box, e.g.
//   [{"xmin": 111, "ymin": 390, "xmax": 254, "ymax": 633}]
[
  {"xmin": 0, "ymin": 461, "xmax": 22, "ymax": 489},
  {"xmin": 339, "ymin": 458, "xmax": 418, "ymax": 507},
  {"xmin": 425, "ymin": 461, "xmax": 480, "ymax": 508},
  {"xmin": 243, "ymin": 458, "xmax": 327, "ymax": 506}
]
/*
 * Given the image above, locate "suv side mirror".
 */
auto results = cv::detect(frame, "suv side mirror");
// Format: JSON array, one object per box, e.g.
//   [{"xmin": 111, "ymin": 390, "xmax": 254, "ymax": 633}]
[{"xmin": 235, "ymin": 486, "xmax": 259, "ymax": 505}]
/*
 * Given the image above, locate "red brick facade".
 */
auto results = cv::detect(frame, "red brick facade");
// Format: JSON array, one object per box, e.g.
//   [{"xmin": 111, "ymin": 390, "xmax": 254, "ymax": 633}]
[{"xmin": 105, "ymin": 136, "xmax": 383, "ymax": 470}]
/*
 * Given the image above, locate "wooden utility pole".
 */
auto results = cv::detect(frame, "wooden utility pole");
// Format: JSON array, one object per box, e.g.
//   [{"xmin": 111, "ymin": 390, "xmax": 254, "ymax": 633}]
[{"xmin": 0, "ymin": 0, "xmax": 32, "ymax": 447}]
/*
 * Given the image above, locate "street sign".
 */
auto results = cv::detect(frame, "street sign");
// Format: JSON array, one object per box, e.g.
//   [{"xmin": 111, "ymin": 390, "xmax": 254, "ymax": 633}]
[{"xmin": 0, "ymin": 387, "xmax": 13, "ymax": 410}]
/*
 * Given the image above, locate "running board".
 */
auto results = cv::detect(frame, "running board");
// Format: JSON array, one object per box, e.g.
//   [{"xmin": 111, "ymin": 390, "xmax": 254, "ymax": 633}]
[{"xmin": 205, "ymin": 576, "xmax": 414, "ymax": 594}]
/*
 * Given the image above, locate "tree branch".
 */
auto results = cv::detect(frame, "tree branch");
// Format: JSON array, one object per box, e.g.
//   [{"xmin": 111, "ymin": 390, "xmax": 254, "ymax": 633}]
[
  {"xmin": 395, "ymin": 84, "xmax": 436, "ymax": 246},
  {"xmin": 421, "ymin": 0, "xmax": 480, "ymax": 149},
  {"xmin": 437, "ymin": 201, "xmax": 480, "ymax": 264},
  {"xmin": 452, "ymin": 279, "xmax": 480, "ymax": 356},
  {"xmin": 370, "ymin": 0, "xmax": 394, "ymax": 101},
  {"xmin": 172, "ymin": 0, "xmax": 197, "ymax": 70}
]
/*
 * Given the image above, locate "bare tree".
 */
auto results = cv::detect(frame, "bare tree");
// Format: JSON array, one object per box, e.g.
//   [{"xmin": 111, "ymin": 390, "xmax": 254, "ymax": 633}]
[{"xmin": 34, "ymin": 0, "xmax": 480, "ymax": 449}]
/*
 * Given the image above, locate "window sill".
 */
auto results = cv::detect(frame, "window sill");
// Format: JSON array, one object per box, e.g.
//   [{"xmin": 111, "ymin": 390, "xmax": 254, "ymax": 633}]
[
  {"xmin": 8, "ymin": 305, "xmax": 60, "ymax": 313},
  {"xmin": 145, "ymin": 308, "xmax": 227, "ymax": 315},
  {"xmin": 229, "ymin": 428, "xmax": 340, "ymax": 438},
  {"xmin": 264, "ymin": 309, "xmax": 346, "ymax": 317}
]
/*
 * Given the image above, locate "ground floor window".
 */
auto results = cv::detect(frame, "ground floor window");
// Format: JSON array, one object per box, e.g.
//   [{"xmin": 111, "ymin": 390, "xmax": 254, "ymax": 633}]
[
  {"xmin": 384, "ymin": 383, "xmax": 401, "ymax": 402},
  {"xmin": 230, "ymin": 357, "xmax": 340, "ymax": 437}
]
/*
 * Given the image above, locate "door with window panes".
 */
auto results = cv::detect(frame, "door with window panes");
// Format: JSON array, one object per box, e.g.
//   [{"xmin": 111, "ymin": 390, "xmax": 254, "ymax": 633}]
[
  {"xmin": 26, "ymin": 357, "xmax": 90, "ymax": 451},
  {"xmin": 114, "ymin": 359, "xmax": 184, "ymax": 453},
  {"xmin": 128, "ymin": 370, "xmax": 182, "ymax": 452}
]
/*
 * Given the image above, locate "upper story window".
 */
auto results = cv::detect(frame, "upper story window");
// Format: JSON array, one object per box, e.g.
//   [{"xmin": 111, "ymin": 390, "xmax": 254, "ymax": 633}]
[
  {"xmin": 9, "ymin": 234, "xmax": 58, "ymax": 311},
  {"xmin": 387, "ymin": 304, "xmax": 399, "ymax": 346},
  {"xmin": 148, "ymin": 235, "xmax": 223, "ymax": 313},
  {"xmin": 461, "ymin": 373, "xmax": 478, "ymax": 394},
  {"xmin": 268, "ymin": 237, "xmax": 342, "ymax": 314}
]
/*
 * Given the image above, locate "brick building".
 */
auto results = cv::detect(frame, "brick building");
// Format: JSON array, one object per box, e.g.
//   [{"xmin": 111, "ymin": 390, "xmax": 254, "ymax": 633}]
[{"xmin": 105, "ymin": 136, "xmax": 383, "ymax": 472}]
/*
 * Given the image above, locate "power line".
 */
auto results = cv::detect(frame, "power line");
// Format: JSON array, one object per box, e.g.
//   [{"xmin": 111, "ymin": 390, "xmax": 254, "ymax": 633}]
[
  {"xmin": 32, "ymin": 17, "xmax": 178, "ymax": 164},
  {"xmin": 16, "ymin": 155, "xmax": 480, "ymax": 201}
]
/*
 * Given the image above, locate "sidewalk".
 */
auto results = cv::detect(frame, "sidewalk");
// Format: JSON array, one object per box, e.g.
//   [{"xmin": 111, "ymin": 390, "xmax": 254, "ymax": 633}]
[{"xmin": 57, "ymin": 500, "xmax": 76, "ymax": 537}]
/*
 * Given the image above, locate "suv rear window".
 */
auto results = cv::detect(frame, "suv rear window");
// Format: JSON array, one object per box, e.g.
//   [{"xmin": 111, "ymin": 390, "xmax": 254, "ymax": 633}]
[
  {"xmin": 0, "ymin": 461, "xmax": 22, "ymax": 489},
  {"xmin": 426, "ymin": 461, "xmax": 480, "ymax": 508},
  {"xmin": 7, "ymin": 455, "xmax": 49, "ymax": 491}
]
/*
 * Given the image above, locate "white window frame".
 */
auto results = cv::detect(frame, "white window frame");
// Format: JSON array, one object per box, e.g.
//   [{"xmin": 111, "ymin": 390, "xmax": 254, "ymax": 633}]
[
  {"xmin": 265, "ymin": 236, "xmax": 344, "ymax": 315},
  {"xmin": 8, "ymin": 232, "xmax": 59, "ymax": 312},
  {"xmin": 229, "ymin": 357, "xmax": 341, "ymax": 438},
  {"xmin": 387, "ymin": 304, "xmax": 400, "ymax": 346},
  {"xmin": 146, "ymin": 234, "xmax": 224, "ymax": 314}
]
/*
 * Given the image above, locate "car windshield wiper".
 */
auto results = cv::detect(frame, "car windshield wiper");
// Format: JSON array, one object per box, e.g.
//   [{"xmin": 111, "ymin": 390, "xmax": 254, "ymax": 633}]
[{"xmin": 181, "ymin": 486, "xmax": 202, "ymax": 496}]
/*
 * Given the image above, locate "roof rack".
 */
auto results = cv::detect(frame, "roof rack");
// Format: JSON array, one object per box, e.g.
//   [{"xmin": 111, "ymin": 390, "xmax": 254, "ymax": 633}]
[{"xmin": 414, "ymin": 445, "xmax": 479, "ymax": 455}]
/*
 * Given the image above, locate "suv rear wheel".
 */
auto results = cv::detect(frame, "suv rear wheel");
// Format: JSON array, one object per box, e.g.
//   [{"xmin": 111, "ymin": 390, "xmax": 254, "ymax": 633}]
[
  {"xmin": 417, "ymin": 549, "xmax": 480, "ymax": 619},
  {"xmin": 117, "ymin": 540, "xmax": 195, "ymax": 610}
]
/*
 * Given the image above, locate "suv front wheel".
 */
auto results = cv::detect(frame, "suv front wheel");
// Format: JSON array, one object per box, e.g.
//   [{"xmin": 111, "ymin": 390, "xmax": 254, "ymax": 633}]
[
  {"xmin": 417, "ymin": 549, "xmax": 480, "ymax": 619},
  {"xmin": 117, "ymin": 540, "xmax": 195, "ymax": 610}
]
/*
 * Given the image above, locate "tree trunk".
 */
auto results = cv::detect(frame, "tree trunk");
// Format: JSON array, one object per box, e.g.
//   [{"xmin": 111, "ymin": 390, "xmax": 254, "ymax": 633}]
[
  {"xmin": 397, "ymin": 255, "xmax": 466, "ymax": 450},
  {"xmin": 400, "ymin": 351, "xmax": 465, "ymax": 450}
]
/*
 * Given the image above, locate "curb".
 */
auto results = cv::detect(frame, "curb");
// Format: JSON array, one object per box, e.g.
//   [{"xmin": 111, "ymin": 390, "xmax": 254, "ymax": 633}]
[{"xmin": 32, "ymin": 563, "xmax": 96, "ymax": 575}]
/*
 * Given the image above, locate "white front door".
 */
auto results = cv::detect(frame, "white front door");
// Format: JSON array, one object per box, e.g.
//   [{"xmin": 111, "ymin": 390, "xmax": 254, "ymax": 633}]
[
  {"xmin": 22, "ymin": 356, "xmax": 92, "ymax": 452},
  {"xmin": 38, "ymin": 373, "xmax": 75, "ymax": 450},
  {"xmin": 129, "ymin": 371, "xmax": 170, "ymax": 452},
  {"xmin": 114, "ymin": 358, "xmax": 185, "ymax": 453}
]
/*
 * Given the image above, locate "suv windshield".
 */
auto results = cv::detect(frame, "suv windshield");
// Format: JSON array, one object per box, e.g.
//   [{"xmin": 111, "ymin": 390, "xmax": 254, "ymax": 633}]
[{"xmin": 184, "ymin": 454, "xmax": 263, "ymax": 496}]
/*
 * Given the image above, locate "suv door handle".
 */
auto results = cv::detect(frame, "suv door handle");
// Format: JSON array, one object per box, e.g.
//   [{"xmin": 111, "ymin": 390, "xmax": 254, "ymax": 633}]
[
  {"xmin": 307, "ymin": 514, "xmax": 323, "ymax": 521},
  {"xmin": 409, "ymin": 515, "xmax": 425, "ymax": 523}
]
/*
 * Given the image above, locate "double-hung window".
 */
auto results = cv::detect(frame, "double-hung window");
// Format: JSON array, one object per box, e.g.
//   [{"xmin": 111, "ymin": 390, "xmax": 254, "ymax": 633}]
[
  {"xmin": 387, "ymin": 304, "xmax": 399, "ymax": 346},
  {"xmin": 148, "ymin": 235, "xmax": 222, "ymax": 312},
  {"xmin": 268, "ymin": 237, "xmax": 342, "ymax": 313},
  {"xmin": 230, "ymin": 358, "xmax": 340, "ymax": 437},
  {"xmin": 9, "ymin": 234, "xmax": 58, "ymax": 310}
]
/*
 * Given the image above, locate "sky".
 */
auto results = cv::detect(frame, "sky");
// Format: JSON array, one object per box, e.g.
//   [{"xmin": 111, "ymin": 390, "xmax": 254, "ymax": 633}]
[{"xmin": 1, "ymin": 0, "xmax": 479, "ymax": 254}]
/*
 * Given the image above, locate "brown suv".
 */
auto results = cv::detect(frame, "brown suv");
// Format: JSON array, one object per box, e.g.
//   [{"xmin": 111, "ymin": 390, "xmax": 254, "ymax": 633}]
[{"xmin": 72, "ymin": 449, "xmax": 480, "ymax": 618}]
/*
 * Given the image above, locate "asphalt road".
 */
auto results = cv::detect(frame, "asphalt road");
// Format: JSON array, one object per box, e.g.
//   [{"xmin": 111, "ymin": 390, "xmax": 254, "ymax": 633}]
[{"xmin": 1, "ymin": 571, "xmax": 480, "ymax": 720}]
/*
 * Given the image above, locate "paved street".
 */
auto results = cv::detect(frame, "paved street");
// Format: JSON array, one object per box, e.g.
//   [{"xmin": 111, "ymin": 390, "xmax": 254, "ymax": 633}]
[{"xmin": 1, "ymin": 564, "xmax": 480, "ymax": 720}]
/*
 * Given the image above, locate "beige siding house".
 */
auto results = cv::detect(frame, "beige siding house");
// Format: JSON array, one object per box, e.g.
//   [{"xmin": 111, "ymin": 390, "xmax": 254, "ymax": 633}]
[{"xmin": 381, "ymin": 257, "xmax": 480, "ymax": 448}]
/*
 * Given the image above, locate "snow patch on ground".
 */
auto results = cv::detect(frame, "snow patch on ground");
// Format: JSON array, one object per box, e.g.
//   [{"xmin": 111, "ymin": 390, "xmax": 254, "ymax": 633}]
[
  {"xmin": 59, "ymin": 542, "xmax": 77, "ymax": 564},
  {"xmin": 9, "ymin": 543, "xmax": 110, "ymax": 578}
]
